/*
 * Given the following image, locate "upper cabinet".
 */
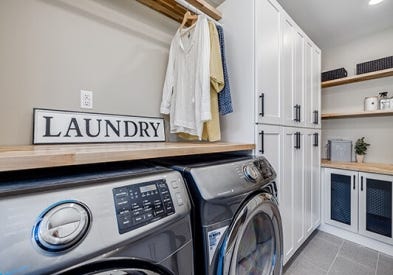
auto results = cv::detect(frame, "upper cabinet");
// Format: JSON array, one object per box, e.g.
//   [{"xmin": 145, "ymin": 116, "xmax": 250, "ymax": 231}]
[
  {"xmin": 255, "ymin": 0, "xmax": 282, "ymax": 125},
  {"xmin": 220, "ymin": 0, "xmax": 321, "ymax": 144}
]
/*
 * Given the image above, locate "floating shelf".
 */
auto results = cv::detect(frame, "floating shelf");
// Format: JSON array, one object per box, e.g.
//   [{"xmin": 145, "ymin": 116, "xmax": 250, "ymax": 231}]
[
  {"xmin": 0, "ymin": 142, "xmax": 254, "ymax": 172},
  {"xmin": 136, "ymin": 0, "xmax": 222, "ymax": 24},
  {"xmin": 322, "ymin": 109, "xmax": 393, "ymax": 119},
  {"xmin": 321, "ymin": 68, "xmax": 393, "ymax": 88},
  {"xmin": 321, "ymin": 159, "xmax": 393, "ymax": 176}
]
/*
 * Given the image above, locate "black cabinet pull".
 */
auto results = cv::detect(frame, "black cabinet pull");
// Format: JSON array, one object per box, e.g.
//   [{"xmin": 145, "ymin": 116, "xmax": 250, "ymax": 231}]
[
  {"xmin": 313, "ymin": 110, "xmax": 319, "ymax": 124},
  {"xmin": 294, "ymin": 132, "xmax": 301, "ymax": 149},
  {"xmin": 313, "ymin": 133, "xmax": 319, "ymax": 147},
  {"xmin": 353, "ymin": 175, "xmax": 356, "ymax": 190},
  {"xmin": 361, "ymin": 176, "xmax": 364, "ymax": 191},
  {"xmin": 259, "ymin": 131, "xmax": 264, "ymax": 154},
  {"xmin": 298, "ymin": 105, "xmax": 301, "ymax": 122},
  {"xmin": 259, "ymin": 93, "xmax": 265, "ymax": 117},
  {"xmin": 298, "ymin": 132, "xmax": 301, "ymax": 149}
]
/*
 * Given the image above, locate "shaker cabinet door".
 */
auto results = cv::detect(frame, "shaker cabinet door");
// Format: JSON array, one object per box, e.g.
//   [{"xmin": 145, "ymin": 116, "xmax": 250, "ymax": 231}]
[
  {"xmin": 358, "ymin": 172, "xmax": 393, "ymax": 244},
  {"xmin": 325, "ymin": 168, "xmax": 358, "ymax": 233},
  {"xmin": 255, "ymin": 0, "xmax": 282, "ymax": 125}
]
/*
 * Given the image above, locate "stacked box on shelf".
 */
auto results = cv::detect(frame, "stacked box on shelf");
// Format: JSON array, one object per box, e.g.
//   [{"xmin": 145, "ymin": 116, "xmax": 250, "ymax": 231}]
[
  {"xmin": 357, "ymin": 56, "xmax": 393, "ymax": 75},
  {"xmin": 321, "ymin": 68, "xmax": 348, "ymax": 82}
]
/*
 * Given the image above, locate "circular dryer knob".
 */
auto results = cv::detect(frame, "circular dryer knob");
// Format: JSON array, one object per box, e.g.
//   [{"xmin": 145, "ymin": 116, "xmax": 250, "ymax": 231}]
[
  {"xmin": 243, "ymin": 164, "xmax": 260, "ymax": 182},
  {"xmin": 33, "ymin": 201, "xmax": 91, "ymax": 252}
]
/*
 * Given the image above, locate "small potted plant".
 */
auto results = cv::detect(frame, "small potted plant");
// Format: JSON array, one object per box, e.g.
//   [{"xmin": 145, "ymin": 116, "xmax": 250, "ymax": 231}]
[{"xmin": 354, "ymin": 137, "xmax": 370, "ymax": 163}]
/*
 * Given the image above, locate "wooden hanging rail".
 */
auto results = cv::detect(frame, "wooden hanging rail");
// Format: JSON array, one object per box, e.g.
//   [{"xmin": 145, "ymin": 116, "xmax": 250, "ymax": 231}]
[{"xmin": 136, "ymin": 0, "xmax": 222, "ymax": 24}]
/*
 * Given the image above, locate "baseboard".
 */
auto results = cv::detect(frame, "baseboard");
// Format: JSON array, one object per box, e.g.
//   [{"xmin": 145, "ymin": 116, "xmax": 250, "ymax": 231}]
[{"xmin": 318, "ymin": 223, "xmax": 393, "ymax": 257}]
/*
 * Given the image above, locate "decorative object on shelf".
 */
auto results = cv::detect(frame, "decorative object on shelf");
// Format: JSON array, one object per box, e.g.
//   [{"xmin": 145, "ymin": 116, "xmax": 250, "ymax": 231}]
[
  {"xmin": 33, "ymin": 109, "xmax": 165, "ymax": 144},
  {"xmin": 390, "ymin": 96, "xmax": 393, "ymax": 110},
  {"xmin": 354, "ymin": 137, "xmax": 370, "ymax": 163},
  {"xmin": 321, "ymin": 67, "xmax": 347, "ymax": 82},
  {"xmin": 327, "ymin": 139, "xmax": 352, "ymax": 162},
  {"xmin": 357, "ymin": 56, "xmax": 393, "ymax": 75},
  {"xmin": 379, "ymin": 92, "xmax": 391, "ymax": 110},
  {"xmin": 364, "ymin": 96, "xmax": 379, "ymax": 111}
]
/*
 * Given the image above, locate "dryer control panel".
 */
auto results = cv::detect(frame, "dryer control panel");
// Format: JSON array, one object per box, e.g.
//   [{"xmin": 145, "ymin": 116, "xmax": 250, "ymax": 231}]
[{"xmin": 113, "ymin": 179, "xmax": 175, "ymax": 234}]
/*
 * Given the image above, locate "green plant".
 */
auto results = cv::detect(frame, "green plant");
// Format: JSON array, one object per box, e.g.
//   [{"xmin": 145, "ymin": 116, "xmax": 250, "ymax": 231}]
[{"xmin": 354, "ymin": 137, "xmax": 370, "ymax": 155}]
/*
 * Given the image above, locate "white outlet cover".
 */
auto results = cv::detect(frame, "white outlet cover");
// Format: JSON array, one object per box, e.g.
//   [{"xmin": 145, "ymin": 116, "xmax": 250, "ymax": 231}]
[{"xmin": 80, "ymin": 90, "xmax": 93, "ymax": 109}]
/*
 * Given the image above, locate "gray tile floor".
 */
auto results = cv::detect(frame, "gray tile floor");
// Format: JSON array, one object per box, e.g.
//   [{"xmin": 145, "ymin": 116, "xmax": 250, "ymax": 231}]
[{"xmin": 283, "ymin": 230, "xmax": 393, "ymax": 275}]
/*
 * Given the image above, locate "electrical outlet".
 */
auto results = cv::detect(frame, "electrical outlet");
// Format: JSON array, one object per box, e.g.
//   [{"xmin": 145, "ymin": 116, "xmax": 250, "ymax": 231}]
[{"xmin": 80, "ymin": 90, "xmax": 93, "ymax": 109}]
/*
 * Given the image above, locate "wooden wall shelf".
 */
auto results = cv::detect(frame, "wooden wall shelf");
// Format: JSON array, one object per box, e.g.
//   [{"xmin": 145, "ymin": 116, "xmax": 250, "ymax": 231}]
[
  {"xmin": 0, "ymin": 142, "xmax": 254, "ymax": 172},
  {"xmin": 321, "ymin": 159, "xmax": 393, "ymax": 176},
  {"xmin": 322, "ymin": 109, "xmax": 393, "ymax": 119},
  {"xmin": 136, "ymin": 0, "xmax": 222, "ymax": 24},
  {"xmin": 321, "ymin": 68, "xmax": 393, "ymax": 88}
]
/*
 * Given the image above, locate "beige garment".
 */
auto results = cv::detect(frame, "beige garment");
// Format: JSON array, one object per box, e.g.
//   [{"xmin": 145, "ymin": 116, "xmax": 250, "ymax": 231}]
[{"xmin": 178, "ymin": 21, "xmax": 224, "ymax": 141}]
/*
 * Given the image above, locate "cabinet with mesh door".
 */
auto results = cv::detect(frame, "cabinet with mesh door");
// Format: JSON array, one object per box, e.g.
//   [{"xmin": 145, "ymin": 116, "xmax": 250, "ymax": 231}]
[
  {"xmin": 359, "ymin": 172, "xmax": 393, "ymax": 244},
  {"xmin": 324, "ymin": 168, "xmax": 358, "ymax": 233},
  {"xmin": 324, "ymin": 168, "xmax": 393, "ymax": 245}
]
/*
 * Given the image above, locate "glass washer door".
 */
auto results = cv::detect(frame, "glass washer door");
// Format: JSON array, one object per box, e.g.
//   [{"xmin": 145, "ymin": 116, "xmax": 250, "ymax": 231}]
[{"xmin": 221, "ymin": 193, "xmax": 283, "ymax": 275}]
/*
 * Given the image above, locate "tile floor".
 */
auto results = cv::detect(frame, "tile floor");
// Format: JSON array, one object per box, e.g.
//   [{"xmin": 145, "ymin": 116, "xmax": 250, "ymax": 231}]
[{"xmin": 283, "ymin": 230, "xmax": 393, "ymax": 275}]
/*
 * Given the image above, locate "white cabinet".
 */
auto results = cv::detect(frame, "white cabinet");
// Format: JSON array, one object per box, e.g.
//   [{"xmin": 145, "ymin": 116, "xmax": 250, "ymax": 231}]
[
  {"xmin": 304, "ymin": 40, "xmax": 321, "ymax": 128},
  {"xmin": 324, "ymin": 169, "xmax": 393, "ymax": 245},
  {"xmin": 359, "ymin": 172, "xmax": 393, "ymax": 244},
  {"xmin": 255, "ymin": 0, "xmax": 282, "ymax": 125},
  {"xmin": 255, "ymin": 125, "xmax": 282, "ymax": 188},
  {"xmin": 281, "ymin": 14, "xmax": 305, "ymax": 127},
  {"xmin": 304, "ymin": 129, "xmax": 321, "ymax": 236},
  {"xmin": 219, "ymin": 0, "xmax": 321, "ymax": 264},
  {"xmin": 281, "ymin": 127, "xmax": 305, "ymax": 262},
  {"xmin": 281, "ymin": 128, "xmax": 321, "ymax": 263},
  {"xmin": 324, "ymin": 168, "xmax": 359, "ymax": 233}
]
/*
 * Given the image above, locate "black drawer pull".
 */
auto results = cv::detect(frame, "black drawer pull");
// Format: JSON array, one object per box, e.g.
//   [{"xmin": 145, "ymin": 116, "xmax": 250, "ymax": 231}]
[
  {"xmin": 313, "ymin": 133, "xmax": 319, "ymax": 147},
  {"xmin": 353, "ymin": 175, "xmax": 356, "ymax": 190},
  {"xmin": 259, "ymin": 131, "xmax": 264, "ymax": 154}
]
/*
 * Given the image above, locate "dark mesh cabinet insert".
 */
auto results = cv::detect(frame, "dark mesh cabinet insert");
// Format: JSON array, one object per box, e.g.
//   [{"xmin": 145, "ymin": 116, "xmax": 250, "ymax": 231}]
[
  {"xmin": 331, "ymin": 174, "xmax": 351, "ymax": 225},
  {"xmin": 366, "ymin": 178, "xmax": 392, "ymax": 237}
]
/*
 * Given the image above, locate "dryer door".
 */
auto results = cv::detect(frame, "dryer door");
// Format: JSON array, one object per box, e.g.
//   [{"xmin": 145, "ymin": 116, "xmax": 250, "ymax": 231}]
[{"xmin": 219, "ymin": 193, "xmax": 283, "ymax": 275}]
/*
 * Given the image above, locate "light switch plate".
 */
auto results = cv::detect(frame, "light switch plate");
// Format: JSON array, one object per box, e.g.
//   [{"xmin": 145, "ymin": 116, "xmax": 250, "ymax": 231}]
[{"xmin": 80, "ymin": 90, "xmax": 93, "ymax": 109}]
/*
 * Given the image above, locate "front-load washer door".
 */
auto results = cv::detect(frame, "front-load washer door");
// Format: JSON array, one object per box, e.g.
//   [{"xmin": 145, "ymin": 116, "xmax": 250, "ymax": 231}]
[
  {"xmin": 219, "ymin": 193, "xmax": 283, "ymax": 275},
  {"xmin": 56, "ymin": 258, "xmax": 174, "ymax": 275}
]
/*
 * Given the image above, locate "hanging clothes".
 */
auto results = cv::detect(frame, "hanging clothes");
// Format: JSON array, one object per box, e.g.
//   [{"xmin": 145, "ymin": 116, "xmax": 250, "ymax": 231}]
[
  {"xmin": 202, "ymin": 21, "xmax": 224, "ymax": 141},
  {"xmin": 160, "ymin": 15, "xmax": 211, "ymax": 139},
  {"xmin": 178, "ymin": 20, "xmax": 224, "ymax": 142},
  {"xmin": 216, "ymin": 25, "xmax": 233, "ymax": 115}
]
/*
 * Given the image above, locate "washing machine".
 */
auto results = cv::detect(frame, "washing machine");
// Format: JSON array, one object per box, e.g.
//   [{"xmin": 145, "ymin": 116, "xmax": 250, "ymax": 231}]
[
  {"xmin": 158, "ymin": 153, "xmax": 283, "ymax": 275},
  {"xmin": 0, "ymin": 161, "xmax": 193, "ymax": 275}
]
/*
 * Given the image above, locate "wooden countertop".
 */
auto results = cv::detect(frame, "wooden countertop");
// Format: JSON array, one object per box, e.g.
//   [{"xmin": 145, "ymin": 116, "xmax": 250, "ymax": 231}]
[
  {"xmin": 321, "ymin": 159, "xmax": 393, "ymax": 176},
  {"xmin": 0, "ymin": 142, "xmax": 255, "ymax": 172}
]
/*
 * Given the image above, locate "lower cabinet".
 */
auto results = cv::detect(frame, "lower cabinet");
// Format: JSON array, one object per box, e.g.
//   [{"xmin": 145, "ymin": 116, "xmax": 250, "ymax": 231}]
[
  {"xmin": 281, "ymin": 128, "xmax": 321, "ymax": 264},
  {"xmin": 324, "ymin": 168, "xmax": 393, "ymax": 245}
]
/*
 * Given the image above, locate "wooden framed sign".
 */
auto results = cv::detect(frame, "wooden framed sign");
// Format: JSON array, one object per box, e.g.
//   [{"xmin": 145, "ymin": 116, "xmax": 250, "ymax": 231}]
[{"xmin": 33, "ymin": 108, "xmax": 166, "ymax": 144}]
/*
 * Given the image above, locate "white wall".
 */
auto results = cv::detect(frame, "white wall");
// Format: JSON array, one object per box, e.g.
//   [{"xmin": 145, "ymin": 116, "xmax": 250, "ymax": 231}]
[
  {"xmin": 0, "ymin": 0, "xmax": 177, "ymax": 145},
  {"xmin": 321, "ymin": 27, "xmax": 393, "ymax": 163}
]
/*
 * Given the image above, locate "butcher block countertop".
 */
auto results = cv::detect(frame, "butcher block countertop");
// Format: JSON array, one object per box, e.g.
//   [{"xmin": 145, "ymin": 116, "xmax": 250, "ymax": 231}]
[
  {"xmin": 321, "ymin": 159, "xmax": 393, "ymax": 176},
  {"xmin": 0, "ymin": 142, "xmax": 255, "ymax": 172}
]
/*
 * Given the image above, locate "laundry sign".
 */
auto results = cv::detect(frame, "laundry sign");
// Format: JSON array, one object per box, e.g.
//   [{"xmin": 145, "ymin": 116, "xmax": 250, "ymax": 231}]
[{"xmin": 33, "ymin": 109, "xmax": 165, "ymax": 144}]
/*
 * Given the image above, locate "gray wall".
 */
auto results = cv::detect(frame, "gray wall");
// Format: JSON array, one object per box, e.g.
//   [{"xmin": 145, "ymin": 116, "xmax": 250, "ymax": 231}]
[
  {"xmin": 321, "ymin": 27, "xmax": 393, "ymax": 163},
  {"xmin": 0, "ymin": 0, "xmax": 177, "ymax": 145}
]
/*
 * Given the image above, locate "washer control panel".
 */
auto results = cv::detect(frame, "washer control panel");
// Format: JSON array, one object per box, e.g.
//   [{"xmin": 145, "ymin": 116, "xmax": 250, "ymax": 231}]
[{"xmin": 113, "ymin": 179, "xmax": 175, "ymax": 234}]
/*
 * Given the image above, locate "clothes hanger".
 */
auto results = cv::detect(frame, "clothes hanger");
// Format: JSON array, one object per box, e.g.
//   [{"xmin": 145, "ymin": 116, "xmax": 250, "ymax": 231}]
[{"xmin": 179, "ymin": 11, "xmax": 198, "ymax": 30}]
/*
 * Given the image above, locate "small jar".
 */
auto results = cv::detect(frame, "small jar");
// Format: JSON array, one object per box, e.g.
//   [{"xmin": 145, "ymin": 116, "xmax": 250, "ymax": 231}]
[{"xmin": 379, "ymin": 92, "xmax": 390, "ymax": 110}]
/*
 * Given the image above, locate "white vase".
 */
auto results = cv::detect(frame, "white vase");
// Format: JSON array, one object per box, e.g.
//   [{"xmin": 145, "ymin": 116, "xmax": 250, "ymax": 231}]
[{"xmin": 356, "ymin": 154, "xmax": 365, "ymax": 163}]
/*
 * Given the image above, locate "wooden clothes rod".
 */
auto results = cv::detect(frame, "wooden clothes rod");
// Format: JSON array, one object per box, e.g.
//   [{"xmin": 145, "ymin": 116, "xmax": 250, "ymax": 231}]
[{"xmin": 136, "ymin": 0, "xmax": 222, "ymax": 26}]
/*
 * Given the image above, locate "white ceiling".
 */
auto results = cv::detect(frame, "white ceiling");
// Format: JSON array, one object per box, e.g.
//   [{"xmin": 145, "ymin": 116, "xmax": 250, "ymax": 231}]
[{"xmin": 276, "ymin": 0, "xmax": 393, "ymax": 49}]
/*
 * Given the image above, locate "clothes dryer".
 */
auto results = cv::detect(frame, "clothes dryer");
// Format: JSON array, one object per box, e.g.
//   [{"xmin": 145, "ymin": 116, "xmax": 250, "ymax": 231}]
[{"xmin": 158, "ymin": 154, "xmax": 283, "ymax": 275}]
